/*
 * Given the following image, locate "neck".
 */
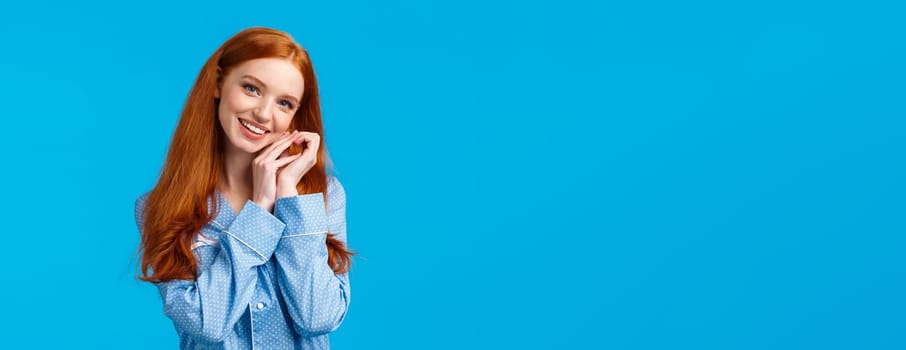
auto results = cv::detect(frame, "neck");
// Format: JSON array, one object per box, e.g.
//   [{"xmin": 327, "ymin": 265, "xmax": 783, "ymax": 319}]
[{"xmin": 219, "ymin": 142, "xmax": 255, "ymax": 199}]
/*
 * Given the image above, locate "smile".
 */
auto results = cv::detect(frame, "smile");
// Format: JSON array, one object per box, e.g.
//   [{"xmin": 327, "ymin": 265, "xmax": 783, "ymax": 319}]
[{"xmin": 239, "ymin": 118, "xmax": 269, "ymax": 135}]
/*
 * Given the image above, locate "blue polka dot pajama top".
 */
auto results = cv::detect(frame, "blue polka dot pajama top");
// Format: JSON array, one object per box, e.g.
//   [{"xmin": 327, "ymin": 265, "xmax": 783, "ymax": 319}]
[{"xmin": 134, "ymin": 176, "xmax": 350, "ymax": 349}]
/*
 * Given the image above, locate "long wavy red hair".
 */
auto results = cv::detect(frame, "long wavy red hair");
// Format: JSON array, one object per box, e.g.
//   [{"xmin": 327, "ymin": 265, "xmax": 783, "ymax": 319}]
[{"xmin": 139, "ymin": 27, "xmax": 352, "ymax": 283}]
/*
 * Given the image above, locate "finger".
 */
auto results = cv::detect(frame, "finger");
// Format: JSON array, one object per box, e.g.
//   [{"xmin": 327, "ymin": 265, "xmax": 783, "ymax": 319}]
[
  {"xmin": 273, "ymin": 153, "xmax": 303, "ymax": 168},
  {"xmin": 277, "ymin": 137, "xmax": 301, "ymax": 162},
  {"xmin": 262, "ymin": 131, "xmax": 299, "ymax": 161},
  {"xmin": 296, "ymin": 132, "xmax": 321, "ymax": 153},
  {"xmin": 283, "ymin": 132, "xmax": 318, "ymax": 167},
  {"xmin": 257, "ymin": 131, "xmax": 295, "ymax": 159},
  {"xmin": 286, "ymin": 133, "xmax": 307, "ymax": 156},
  {"xmin": 288, "ymin": 133, "xmax": 305, "ymax": 155}
]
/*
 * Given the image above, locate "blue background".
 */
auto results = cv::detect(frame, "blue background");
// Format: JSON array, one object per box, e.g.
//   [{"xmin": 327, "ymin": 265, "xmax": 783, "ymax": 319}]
[{"xmin": 1, "ymin": 0, "xmax": 903, "ymax": 348}]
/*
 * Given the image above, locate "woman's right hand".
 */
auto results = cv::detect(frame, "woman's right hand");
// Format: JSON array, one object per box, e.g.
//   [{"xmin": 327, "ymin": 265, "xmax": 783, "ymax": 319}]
[{"xmin": 252, "ymin": 130, "xmax": 304, "ymax": 212}]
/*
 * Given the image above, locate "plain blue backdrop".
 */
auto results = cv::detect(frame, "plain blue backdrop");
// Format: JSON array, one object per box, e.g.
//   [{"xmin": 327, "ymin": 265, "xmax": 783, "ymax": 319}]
[{"xmin": 0, "ymin": 0, "xmax": 903, "ymax": 348}]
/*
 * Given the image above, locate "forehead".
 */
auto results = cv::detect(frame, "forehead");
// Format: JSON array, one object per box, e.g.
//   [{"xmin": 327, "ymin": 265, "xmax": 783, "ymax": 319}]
[{"xmin": 230, "ymin": 58, "xmax": 304, "ymax": 97}]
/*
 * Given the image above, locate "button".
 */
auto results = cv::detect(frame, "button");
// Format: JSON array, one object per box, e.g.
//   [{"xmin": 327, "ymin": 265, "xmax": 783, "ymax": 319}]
[{"xmin": 256, "ymin": 302, "xmax": 264, "ymax": 310}]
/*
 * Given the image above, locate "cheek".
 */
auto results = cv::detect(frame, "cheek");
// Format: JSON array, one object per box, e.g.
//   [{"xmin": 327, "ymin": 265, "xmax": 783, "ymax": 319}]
[
  {"xmin": 217, "ymin": 99, "xmax": 241, "ymax": 128},
  {"xmin": 220, "ymin": 89, "xmax": 254, "ymax": 115},
  {"xmin": 277, "ymin": 115, "xmax": 295, "ymax": 132},
  {"xmin": 217, "ymin": 101, "xmax": 230, "ymax": 121},
  {"xmin": 216, "ymin": 101, "xmax": 231, "ymax": 128}
]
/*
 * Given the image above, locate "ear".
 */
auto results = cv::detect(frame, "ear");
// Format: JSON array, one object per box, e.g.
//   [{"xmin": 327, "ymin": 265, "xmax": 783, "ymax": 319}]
[{"xmin": 214, "ymin": 67, "xmax": 223, "ymax": 99}]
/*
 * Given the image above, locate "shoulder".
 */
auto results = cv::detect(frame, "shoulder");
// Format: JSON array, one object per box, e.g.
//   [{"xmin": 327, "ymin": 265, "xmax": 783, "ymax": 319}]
[
  {"xmin": 134, "ymin": 191, "xmax": 151, "ymax": 232},
  {"xmin": 327, "ymin": 175, "xmax": 347, "ymax": 208},
  {"xmin": 135, "ymin": 192, "xmax": 150, "ymax": 206},
  {"xmin": 135, "ymin": 191, "xmax": 150, "ymax": 213},
  {"xmin": 327, "ymin": 175, "xmax": 345, "ymax": 197}
]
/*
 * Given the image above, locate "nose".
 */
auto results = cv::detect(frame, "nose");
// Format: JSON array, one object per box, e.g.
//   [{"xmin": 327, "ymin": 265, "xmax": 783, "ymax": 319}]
[{"xmin": 251, "ymin": 98, "xmax": 274, "ymax": 125}]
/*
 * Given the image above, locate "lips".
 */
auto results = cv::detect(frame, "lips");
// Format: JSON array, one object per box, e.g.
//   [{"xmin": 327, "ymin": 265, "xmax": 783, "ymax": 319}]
[
  {"xmin": 238, "ymin": 118, "xmax": 270, "ymax": 135},
  {"xmin": 237, "ymin": 118, "xmax": 270, "ymax": 140}
]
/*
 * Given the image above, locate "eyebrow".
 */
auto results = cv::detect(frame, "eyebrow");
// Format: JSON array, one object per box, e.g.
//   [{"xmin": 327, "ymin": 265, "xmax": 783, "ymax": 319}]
[{"xmin": 241, "ymin": 74, "xmax": 301, "ymax": 104}]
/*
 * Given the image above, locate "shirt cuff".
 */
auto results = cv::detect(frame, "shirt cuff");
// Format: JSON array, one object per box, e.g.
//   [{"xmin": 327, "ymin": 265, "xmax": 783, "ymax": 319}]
[
  {"xmin": 226, "ymin": 200, "xmax": 286, "ymax": 261},
  {"xmin": 274, "ymin": 193, "xmax": 328, "ymax": 237}
]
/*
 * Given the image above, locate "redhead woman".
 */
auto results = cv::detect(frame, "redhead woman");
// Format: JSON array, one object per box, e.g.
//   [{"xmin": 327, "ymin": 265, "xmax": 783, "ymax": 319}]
[{"xmin": 134, "ymin": 27, "xmax": 352, "ymax": 349}]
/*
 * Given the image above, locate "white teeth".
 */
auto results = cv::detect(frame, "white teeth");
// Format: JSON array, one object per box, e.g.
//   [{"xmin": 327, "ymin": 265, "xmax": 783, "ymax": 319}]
[{"xmin": 240, "ymin": 119, "xmax": 266, "ymax": 135}]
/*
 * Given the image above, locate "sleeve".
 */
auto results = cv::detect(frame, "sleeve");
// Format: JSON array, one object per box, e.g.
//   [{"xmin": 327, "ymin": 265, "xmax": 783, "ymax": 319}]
[
  {"xmin": 271, "ymin": 176, "xmax": 351, "ymax": 337},
  {"xmin": 134, "ymin": 194, "xmax": 286, "ymax": 344}
]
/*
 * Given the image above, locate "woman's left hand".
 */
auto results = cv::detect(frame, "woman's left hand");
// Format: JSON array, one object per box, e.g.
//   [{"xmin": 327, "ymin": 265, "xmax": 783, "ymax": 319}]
[{"xmin": 275, "ymin": 131, "xmax": 320, "ymax": 199}]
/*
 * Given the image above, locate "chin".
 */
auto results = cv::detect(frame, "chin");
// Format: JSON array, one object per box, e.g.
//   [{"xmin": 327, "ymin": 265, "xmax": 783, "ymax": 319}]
[
  {"xmin": 242, "ymin": 141, "xmax": 269, "ymax": 154},
  {"xmin": 226, "ymin": 132, "xmax": 267, "ymax": 155}
]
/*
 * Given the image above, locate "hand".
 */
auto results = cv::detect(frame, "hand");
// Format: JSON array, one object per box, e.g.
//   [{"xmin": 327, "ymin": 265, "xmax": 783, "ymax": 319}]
[
  {"xmin": 276, "ymin": 131, "xmax": 321, "ymax": 199},
  {"xmin": 252, "ymin": 131, "xmax": 304, "ymax": 211}
]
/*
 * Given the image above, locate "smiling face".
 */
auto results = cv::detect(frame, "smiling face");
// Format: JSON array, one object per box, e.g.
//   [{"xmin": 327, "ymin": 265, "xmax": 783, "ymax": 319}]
[{"xmin": 216, "ymin": 57, "xmax": 305, "ymax": 155}]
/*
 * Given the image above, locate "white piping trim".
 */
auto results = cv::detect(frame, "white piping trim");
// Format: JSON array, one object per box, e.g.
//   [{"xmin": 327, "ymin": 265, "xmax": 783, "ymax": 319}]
[
  {"xmin": 225, "ymin": 230, "xmax": 268, "ymax": 261},
  {"xmin": 204, "ymin": 219, "xmax": 267, "ymax": 261},
  {"xmin": 208, "ymin": 219, "xmax": 227, "ymax": 231},
  {"xmin": 283, "ymin": 230, "xmax": 329, "ymax": 238}
]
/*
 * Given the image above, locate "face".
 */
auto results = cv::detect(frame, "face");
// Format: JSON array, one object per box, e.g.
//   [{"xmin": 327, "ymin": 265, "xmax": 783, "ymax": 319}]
[{"xmin": 216, "ymin": 57, "xmax": 305, "ymax": 155}]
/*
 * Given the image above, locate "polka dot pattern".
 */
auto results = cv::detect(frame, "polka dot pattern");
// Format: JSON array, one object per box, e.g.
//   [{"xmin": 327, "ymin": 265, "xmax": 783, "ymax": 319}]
[
  {"xmin": 134, "ymin": 176, "xmax": 350, "ymax": 349},
  {"xmin": 275, "ymin": 193, "xmax": 329, "ymax": 237}
]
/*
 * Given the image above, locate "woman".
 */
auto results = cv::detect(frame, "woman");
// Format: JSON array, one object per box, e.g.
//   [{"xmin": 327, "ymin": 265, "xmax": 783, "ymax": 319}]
[{"xmin": 134, "ymin": 27, "xmax": 352, "ymax": 349}]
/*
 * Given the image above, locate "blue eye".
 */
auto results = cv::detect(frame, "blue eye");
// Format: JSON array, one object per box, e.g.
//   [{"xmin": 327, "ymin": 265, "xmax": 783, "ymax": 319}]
[
  {"xmin": 243, "ymin": 84, "xmax": 260, "ymax": 95},
  {"xmin": 279, "ymin": 100, "xmax": 294, "ymax": 109}
]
